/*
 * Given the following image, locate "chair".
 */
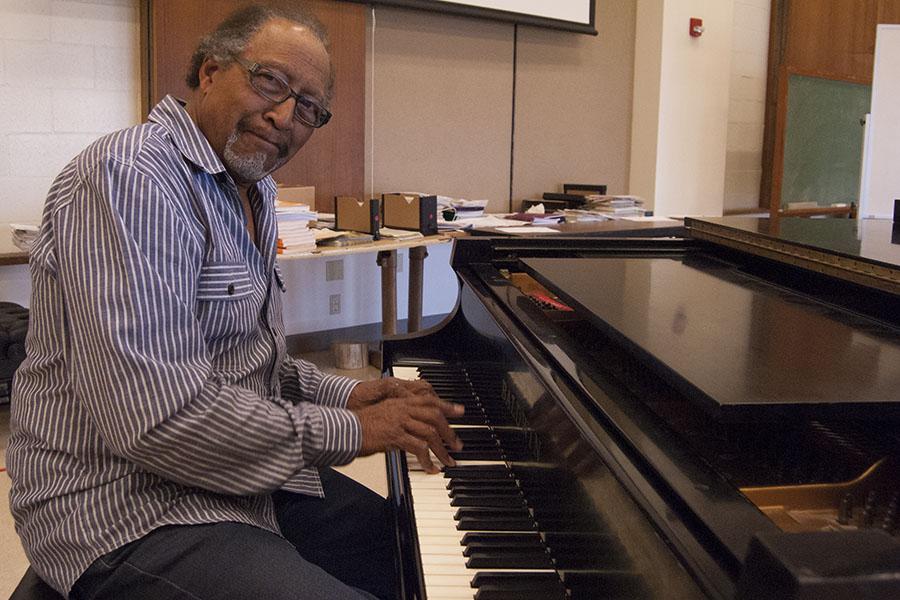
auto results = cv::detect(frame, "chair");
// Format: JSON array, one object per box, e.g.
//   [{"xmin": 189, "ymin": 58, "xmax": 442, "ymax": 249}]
[{"xmin": 10, "ymin": 567, "xmax": 65, "ymax": 600}]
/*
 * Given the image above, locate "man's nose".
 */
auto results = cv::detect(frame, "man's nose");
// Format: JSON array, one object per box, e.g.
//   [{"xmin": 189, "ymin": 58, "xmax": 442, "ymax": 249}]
[{"xmin": 265, "ymin": 98, "xmax": 295, "ymax": 129}]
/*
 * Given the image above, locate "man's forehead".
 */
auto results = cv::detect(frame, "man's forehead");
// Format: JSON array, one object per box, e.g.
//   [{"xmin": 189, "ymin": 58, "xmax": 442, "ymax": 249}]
[
  {"xmin": 247, "ymin": 20, "xmax": 327, "ymax": 61},
  {"xmin": 245, "ymin": 20, "xmax": 330, "ymax": 81}
]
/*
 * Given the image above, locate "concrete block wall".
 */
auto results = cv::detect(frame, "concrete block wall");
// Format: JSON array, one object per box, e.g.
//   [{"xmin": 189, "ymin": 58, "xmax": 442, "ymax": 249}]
[
  {"xmin": 0, "ymin": 0, "xmax": 141, "ymax": 225},
  {"xmin": 724, "ymin": 0, "xmax": 770, "ymax": 212}
]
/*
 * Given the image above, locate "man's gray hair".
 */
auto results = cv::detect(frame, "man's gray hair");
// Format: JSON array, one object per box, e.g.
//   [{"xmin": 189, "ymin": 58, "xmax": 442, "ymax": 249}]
[{"xmin": 185, "ymin": 4, "xmax": 335, "ymax": 103}]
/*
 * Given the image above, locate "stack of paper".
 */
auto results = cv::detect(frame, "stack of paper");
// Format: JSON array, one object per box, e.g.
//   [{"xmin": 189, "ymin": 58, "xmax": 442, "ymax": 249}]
[
  {"xmin": 277, "ymin": 221, "xmax": 316, "ymax": 254},
  {"xmin": 275, "ymin": 201, "xmax": 317, "ymax": 221},
  {"xmin": 583, "ymin": 195, "xmax": 646, "ymax": 218},
  {"xmin": 10, "ymin": 223, "xmax": 39, "ymax": 252},
  {"xmin": 562, "ymin": 209, "xmax": 611, "ymax": 222},
  {"xmin": 275, "ymin": 202, "xmax": 317, "ymax": 254},
  {"xmin": 450, "ymin": 199, "xmax": 489, "ymax": 219},
  {"xmin": 378, "ymin": 227, "xmax": 423, "ymax": 240}
]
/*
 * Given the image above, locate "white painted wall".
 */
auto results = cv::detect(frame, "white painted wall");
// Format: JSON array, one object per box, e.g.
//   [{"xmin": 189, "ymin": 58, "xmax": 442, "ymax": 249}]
[
  {"xmin": 630, "ymin": 0, "xmax": 734, "ymax": 217},
  {"xmin": 723, "ymin": 0, "xmax": 770, "ymax": 212},
  {"xmin": 279, "ymin": 243, "xmax": 458, "ymax": 335}
]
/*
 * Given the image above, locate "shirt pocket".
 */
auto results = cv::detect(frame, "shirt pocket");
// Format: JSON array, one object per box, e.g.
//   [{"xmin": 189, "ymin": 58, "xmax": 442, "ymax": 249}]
[
  {"xmin": 195, "ymin": 261, "xmax": 258, "ymax": 345},
  {"xmin": 196, "ymin": 262, "xmax": 254, "ymax": 301}
]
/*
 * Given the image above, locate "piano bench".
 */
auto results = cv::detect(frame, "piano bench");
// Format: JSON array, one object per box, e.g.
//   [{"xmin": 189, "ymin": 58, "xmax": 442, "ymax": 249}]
[{"xmin": 10, "ymin": 568, "xmax": 65, "ymax": 600}]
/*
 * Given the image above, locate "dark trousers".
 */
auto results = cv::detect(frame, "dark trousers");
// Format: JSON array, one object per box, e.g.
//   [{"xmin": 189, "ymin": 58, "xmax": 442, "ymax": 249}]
[{"xmin": 70, "ymin": 468, "xmax": 397, "ymax": 600}]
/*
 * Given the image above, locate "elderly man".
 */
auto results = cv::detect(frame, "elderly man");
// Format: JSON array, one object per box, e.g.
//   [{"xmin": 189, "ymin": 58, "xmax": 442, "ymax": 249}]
[{"xmin": 8, "ymin": 5, "xmax": 461, "ymax": 600}]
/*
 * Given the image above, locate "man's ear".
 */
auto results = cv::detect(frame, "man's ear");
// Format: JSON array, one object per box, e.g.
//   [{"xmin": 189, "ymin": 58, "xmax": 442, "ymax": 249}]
[{"xmin": 197, "ymin": 58, "xmax": 221, "ymax": 92}]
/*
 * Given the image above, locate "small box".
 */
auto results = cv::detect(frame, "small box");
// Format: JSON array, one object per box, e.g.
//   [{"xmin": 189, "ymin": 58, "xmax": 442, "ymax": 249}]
[
  {"xmin": 335, "ymin": 196, "xmax": 380, "ymax": 238},
  {"xmin": 277, "ymin": 185, "xmax": 316, "ymax": 209},
  {"xmin": 382, "ymin": 193, "xmax": 437, "ymax": 236}
]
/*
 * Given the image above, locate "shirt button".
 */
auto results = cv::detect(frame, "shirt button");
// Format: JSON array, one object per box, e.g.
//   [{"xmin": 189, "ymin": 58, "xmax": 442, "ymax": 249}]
[{"xmin": 227, "ymin": 284, "xmax": 236, "ymax": 295}]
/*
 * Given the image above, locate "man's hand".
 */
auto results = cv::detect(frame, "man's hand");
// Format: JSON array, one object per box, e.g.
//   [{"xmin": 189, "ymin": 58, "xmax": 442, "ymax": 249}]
[
  {"xmin": 347, "ymin": 377, "xmax": 437, "ymax": 411},
  {"xmin": 351, "ymin": 382, "xmax": 464, "ymax": 473}
]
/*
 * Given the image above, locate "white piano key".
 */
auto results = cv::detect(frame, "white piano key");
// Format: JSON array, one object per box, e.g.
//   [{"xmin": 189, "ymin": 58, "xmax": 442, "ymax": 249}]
[
  {"xmin": 409, "ymin": 461, "xmax": 472, "ymax": 599},
  {"xmin": 424, "ymin": 574, "xmax": 474, "ymax": 588},
  {"xmin": 392, "ymin": 366, "xmax": 421, "ymax": 380},
  {"xmin": 425, "ymin": 587, "xmax": 476, "ymax": 600}
]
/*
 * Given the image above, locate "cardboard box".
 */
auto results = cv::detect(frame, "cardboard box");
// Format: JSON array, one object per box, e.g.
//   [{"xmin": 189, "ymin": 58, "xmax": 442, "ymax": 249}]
[
  {"xmin": 382, "ymin": 193, "xmax": 437, "ymax": 235},
  {"xmin": 277, "ymin": 185, "xmax": 316, "ymax": 209},
  {"xmin": 335, "ymin": 196, "xmax": 380, "ymax": 238}
]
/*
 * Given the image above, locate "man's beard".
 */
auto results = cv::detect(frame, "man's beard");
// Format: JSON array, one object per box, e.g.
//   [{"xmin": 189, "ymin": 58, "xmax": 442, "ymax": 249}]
[
  {"xmin": 222, "ymin": 124, "xmax": 289, "ymax": 183},
  {"xmin": 223, "ymin": 130, "xmax": 268, "ymax": 182}
]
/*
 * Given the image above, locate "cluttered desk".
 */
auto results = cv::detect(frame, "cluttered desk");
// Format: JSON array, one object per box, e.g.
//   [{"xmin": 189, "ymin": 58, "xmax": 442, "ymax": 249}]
[{"xmin": 4, "ymin": 187, "xmax": 686, "ymax": 336}]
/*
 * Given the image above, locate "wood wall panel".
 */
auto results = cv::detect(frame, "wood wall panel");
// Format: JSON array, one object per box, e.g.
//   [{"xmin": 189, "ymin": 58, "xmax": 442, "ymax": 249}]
[
  {"xmin": 785, "ymin": 0, "xmax": 876, "ymax": 82},
  {"xmin": 146, "ymin": 0, "xmax": 365, "ymax": 212},
  {"xmin": 877, "ymin": 0, "xmax": 900, "ymax": 24}
]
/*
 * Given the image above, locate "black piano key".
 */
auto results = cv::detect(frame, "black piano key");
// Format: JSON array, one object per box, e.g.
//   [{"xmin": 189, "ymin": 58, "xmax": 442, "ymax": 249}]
[
  {"xmin": 449, "ymin": 415, "xmax": 491, "ymax": 426},
  {"xmin": 461, "ymin": 532, "xmax": 543, "ymax": 547},
  {"xmin": 449, "ymin": 482, "xmax": 520, "ymax": 494},
  {"xmin": 466, "ymin": 548, "xmax": 555, "ymax": 569},
  {"xmin": 444, "ymin": 466, "xmax": 511, "ymax": 479},
  {"xmin": 450, "ymin": 493, "xmax": 525, "ymax": 508},
  {"xmin": 449, "ymin": 433, "xmax": 497, "ymax": 442},
  {"xmin": 471, "ymin": 572, "xmax": 567, "ymax": 600},
  {"xmin": 457, "ymin": 516, "xmax": 537, "ymax": 531},
  {"xmin": 464, "ymin": 540, "xmax": 546, "ymax": 556},
  {"xmin": 450, "ymin": 450, "xmax": 506, "ymax": 461},
  {"xmin": 455, "ymin": 506, "xmax": 530, "ymax": 519}
]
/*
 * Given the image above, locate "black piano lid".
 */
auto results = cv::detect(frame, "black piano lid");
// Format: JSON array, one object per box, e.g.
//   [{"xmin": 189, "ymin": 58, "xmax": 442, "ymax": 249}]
[{"xmin": 519, "ymin": 250, "xmax": 900, "ymax": 418}]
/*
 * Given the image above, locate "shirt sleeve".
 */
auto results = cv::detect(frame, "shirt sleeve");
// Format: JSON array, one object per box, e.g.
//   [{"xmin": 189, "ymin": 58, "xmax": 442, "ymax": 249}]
[
  {"xmin": 53, "ymin": 157, "xmax": 361, "ymax": 496},
  {"xmin": 279, "ymin": 356, "xmax": 360, "ymax": 408}
]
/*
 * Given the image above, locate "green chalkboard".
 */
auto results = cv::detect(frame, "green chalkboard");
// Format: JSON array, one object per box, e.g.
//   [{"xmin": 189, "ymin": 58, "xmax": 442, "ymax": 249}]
[{"xmin": 781, "ymin": 74, "xmax": 871, "ymax": 208}]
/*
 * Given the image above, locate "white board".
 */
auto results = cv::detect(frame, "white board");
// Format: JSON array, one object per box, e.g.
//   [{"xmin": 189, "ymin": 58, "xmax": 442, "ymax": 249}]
[
  {"xmin": 861, "ymin": 25, "xmax": 900, "ymax": 219},
  {"xmin": 433, "ymin": 0, "xmax": 591, "ymax": 25}
]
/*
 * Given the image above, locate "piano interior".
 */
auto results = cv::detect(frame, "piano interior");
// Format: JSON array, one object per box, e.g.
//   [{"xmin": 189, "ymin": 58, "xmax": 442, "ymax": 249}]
[{"xmin": 383, "ymin": 219, "xmax": 900, "ymax": 600}]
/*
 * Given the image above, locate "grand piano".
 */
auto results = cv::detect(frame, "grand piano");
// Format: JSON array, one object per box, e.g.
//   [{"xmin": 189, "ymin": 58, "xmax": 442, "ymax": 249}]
[{"xmin": 382, "ymin": 217, "xmax": 900, "ymax": 600}]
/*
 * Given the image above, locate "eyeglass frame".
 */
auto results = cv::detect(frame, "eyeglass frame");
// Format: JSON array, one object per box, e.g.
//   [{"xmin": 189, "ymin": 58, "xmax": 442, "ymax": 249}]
[{"xmin": 233, "ymin": 56, "xmax": 332, "ymax": 128}]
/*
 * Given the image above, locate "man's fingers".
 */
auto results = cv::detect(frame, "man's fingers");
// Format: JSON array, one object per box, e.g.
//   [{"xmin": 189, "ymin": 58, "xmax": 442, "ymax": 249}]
[
  {"xmin": 403, "ymin": 402, "xmax": 463, "ymax": 452},
  {"xmin": 399, "ymin": 432, "xmax": 439, "ymax": 473},
  {"xmin": 404, "ymin": 419, "xmax": 457, "ymax": 468}
]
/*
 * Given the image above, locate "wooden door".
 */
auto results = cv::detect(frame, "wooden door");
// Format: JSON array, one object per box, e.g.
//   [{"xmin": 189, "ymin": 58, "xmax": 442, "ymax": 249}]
[{"xmin": 141, "ymin": 0, "xmax": 366, "ymax": 212}]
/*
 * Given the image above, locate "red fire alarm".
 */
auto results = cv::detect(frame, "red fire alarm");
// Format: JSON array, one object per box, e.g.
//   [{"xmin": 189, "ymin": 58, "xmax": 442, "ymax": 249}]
[{"xmin": 690, "ymin": 17, "xmax": 704, "ymax": 37}]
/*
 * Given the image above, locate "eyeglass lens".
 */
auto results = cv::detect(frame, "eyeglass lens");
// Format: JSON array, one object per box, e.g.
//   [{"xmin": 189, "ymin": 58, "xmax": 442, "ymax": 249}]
[{"xmin": 249, "ymin": 69, "xmax": 326, "ymax": 127}]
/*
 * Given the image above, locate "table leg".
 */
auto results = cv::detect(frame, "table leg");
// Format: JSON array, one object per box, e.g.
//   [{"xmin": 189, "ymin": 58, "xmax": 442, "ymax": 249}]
[
  {"xmin": 377, "ymin": 249, "xmax": 397, "ymax": 336},
  {"xmin": 407, "ymin": 245, "xmax": 428, "ymax": 333}
]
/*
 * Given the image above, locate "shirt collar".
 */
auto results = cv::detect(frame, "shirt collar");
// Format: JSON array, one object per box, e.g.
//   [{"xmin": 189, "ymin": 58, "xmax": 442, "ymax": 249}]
[
  {"xmin": 148, "ymin": 95, "xmax": 279, "ymax": 202},
  {"xmin": 148, "ymin": 95, "xmax": 227, "ymax": 175}
]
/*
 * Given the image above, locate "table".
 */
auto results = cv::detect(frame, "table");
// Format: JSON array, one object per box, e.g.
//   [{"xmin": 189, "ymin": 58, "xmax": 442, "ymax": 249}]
[
  {"xmin": 1, "ymin": 225, "xmax": 458, "ymax": 336},
  {"xmin": 282, "ymin": 233, "xmax": 458, "ymax": 336},
  {"xmin": 0, "ymin": 227, "xmax": 28, "ymax": 266}
]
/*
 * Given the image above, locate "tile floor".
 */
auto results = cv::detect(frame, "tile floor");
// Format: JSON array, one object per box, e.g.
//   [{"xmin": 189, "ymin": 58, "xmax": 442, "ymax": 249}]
[{"xmin": 0, "ymin": 349, "xmax": 386, "ymax": 597}]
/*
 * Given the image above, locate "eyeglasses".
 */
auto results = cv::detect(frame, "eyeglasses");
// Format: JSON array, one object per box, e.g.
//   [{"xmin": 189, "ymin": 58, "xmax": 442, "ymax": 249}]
[{"xmin": 234, "ymin": 57, "xmax": 332, "ymax": 128}]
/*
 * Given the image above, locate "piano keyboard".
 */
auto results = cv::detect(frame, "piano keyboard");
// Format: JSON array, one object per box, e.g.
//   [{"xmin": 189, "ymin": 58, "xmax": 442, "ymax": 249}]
[{"xmin": 393, "ymin": 364, "xmax": 646, "ymax": 600}]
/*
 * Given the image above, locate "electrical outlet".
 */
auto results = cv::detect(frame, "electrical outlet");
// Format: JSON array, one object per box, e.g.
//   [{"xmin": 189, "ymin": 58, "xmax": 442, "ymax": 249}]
[
  {"xmin": 329, "ymin": 294, "xmax": 341, "ymax": 315},
  {"xmin": 325, "ymin": 259, "xmax": 344, "ymax": 281}
]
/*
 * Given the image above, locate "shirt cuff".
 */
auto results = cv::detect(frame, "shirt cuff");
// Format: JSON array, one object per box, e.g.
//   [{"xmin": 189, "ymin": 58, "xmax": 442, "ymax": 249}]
[
  {"xmin": 299, "ymin": 405, "xmax": 361, "ymax": 466},
  {"xmin": 314, "ymin": 373, "xmax": 359, "ymax": 408}
]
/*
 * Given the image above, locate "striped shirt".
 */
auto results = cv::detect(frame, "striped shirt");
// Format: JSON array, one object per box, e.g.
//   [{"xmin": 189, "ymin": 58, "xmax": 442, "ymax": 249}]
[{"xmin": 7, "ymin": 95, "xmax": 362, "ymax": 595}]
